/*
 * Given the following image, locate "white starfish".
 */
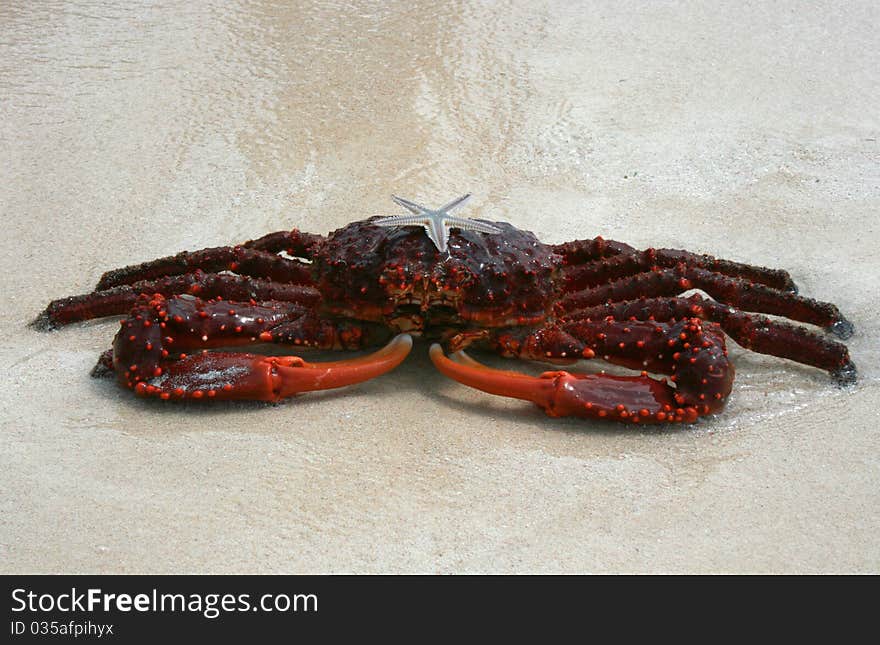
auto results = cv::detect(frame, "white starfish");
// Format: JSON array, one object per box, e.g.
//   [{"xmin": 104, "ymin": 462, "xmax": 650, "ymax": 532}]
[{"xmin": 373, "ymin": 194, "xmax": 501, "ymax": 252}]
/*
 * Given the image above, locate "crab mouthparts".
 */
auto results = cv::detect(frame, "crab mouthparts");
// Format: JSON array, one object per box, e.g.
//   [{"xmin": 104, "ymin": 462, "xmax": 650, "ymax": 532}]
[{"xmin": 389, "ymin": 279, "xmax": 462, "ymax": 311}]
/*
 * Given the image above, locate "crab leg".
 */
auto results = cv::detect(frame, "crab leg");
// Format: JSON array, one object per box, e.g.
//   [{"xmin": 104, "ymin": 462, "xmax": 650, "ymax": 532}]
[
  {"xmin": 551, "ymin": 236, "xmax": 637, "ymax": 264},
  {"xmin": 106, "ymin": 294, "xmax": 410, "ymax": 401},
  {"xmin": 131, "ymin": 336, "xmax": 412, "ymax": 401},
  {"xmin": 95, "ymin": 246, "xmax": 312, "ymax": 290},
  {"xmin": 241, "ymin": 229, "xmax": 324, "ymax": 256},
  {"xmin": 562, "ymin": 247, "xmax": 797, "ymax": 292},
  {"xmin": 93, "ymin": 228, "xmax": 324, "ymax": 290},
  {"xmin": 562, "ymin": 295, "xmax": 856, "ymax": 383},
  {"xmin": 559, "ymin": 265, "xmax": 849, "ymax": 336},
  {"xmin": 33, "ymin": 272, "xmax": 320, "ymax": 330},
  {"xmin": 432, "ymin": 317, "xmax": 734, "ymax": 424},
  {"xmin": 553, "ymin": 237, "xmax": 796, "ymax": 292},
  {"xmin": 430, "ymin": 345, "xmax": 687, "ymax": 422}
]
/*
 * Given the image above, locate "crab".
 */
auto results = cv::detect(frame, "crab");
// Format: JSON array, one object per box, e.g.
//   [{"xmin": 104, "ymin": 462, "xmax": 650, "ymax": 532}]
[{"xmin": 34, "ymin": 194, "xmax": 856, "ymax": 423}]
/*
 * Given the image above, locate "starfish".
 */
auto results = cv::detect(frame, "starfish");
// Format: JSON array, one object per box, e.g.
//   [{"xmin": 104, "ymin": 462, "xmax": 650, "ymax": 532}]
[{"xmin": 372, "ymin": 194, "xmax": 501, "ymax": 252}]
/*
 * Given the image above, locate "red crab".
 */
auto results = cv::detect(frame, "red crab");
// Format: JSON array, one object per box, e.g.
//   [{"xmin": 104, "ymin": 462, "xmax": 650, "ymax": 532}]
[{"xmin": 35, "ymin": 195, "xmax": 855, "ymax": 424}]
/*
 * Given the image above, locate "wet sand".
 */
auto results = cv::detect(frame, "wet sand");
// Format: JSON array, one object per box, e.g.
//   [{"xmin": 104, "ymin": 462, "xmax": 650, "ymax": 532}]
[{"xmin": 1, "ymin": 0, "xmax": 878, "ymax": 572}]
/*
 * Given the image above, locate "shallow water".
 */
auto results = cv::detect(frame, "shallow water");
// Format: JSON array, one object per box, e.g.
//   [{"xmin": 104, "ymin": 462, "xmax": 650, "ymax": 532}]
[{"xmin": 1, "ymin": 0, "xmax": 878, "ymax": 572}]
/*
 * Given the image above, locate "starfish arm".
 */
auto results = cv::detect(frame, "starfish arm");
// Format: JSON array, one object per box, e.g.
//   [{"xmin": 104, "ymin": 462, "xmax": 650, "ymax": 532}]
[
  {"xmin": 443, "ymin": 215, "xmax": 502, "ymax": 234},
  {"xmin": 428, "ymin": 218, "xmax": 449, "ymax": 252},
  {"xmin": 373, "ymin": 214, "xmax": 430, "ymax": 228},
  {"xmin": 390, "ymin": 195, "xmax": 429, "ymax": 215},
  {"xmin": 438, "ymin": 193, "xmax": 472, "ymax": 213}
]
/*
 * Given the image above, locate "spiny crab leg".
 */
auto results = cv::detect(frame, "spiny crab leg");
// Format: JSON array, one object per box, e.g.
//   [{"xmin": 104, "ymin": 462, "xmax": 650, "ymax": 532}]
[
  {"xmin": 33, "ymin": 272, "xmax": 320, "ymax": 331},
  {"xmin": 558, "ymin": 241, "xmax": 798, "ymax": 293},
  {"xmin": 429, "ymin": 344, "xmax": 719, "ymax": 424},
  {"xmin": 134, "ymin": 334, "xmax": 413, "ymax": 401}
]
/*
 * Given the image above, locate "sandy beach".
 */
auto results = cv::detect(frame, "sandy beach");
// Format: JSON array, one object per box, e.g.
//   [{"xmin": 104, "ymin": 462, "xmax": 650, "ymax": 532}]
[{"xmin": 1, "ymin": 0, "xmax": 878, "ymax": 573}]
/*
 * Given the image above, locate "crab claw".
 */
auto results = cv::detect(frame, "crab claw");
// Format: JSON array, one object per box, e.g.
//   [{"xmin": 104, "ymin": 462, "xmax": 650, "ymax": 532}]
[
  {"xmin": 429, "ymin": 344, "xmax": 710, "ymax": 424},
  {"xmin": 133, "ymin": 334, "xmax": 413, "ymax": 401}
]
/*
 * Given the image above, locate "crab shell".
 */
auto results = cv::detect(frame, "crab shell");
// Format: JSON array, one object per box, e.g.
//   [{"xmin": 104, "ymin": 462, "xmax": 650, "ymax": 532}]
[{"xmin": 312, "ymin": 217, "xmax": 561, "ymax": 336}]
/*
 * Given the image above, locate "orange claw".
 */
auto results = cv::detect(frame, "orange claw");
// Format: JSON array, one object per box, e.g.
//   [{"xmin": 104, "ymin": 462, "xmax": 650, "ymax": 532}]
[
  {"xmin": 133, "ymin": 334, "xmax": 413, "ymax": 402},
  {"xmin": 270, "ymin": 333, "xmax": 413, "ymax": 398},
  {"xmin": 429, "ymin": 343, "xmax": 703, "ymax": 424}
]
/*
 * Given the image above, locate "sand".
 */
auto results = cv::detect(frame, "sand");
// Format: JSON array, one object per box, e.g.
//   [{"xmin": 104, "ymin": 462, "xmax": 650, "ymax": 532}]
[{"xmin": 1, "ymin": 0, "xmax": 878, "ymax": 573}]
